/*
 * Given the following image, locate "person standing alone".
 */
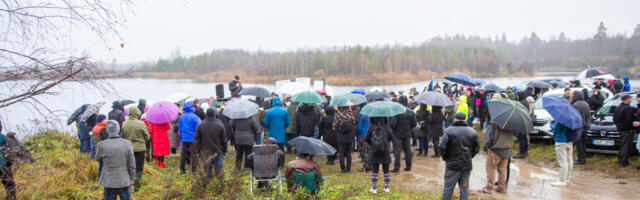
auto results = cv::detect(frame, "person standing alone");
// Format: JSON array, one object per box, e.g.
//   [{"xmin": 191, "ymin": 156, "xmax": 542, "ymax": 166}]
[
  {"xmin": 439, "ymin": 112, "xmax": 480, "ymax": 200},
  {"xmin": 229, "ymin": 75, "xmax": 243, "ymax": 98}
]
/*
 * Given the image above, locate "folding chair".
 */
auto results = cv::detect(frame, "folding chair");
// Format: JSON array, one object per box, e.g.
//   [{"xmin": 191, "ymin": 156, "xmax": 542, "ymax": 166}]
[{"xmin": 249, "ymin": 144, "xmax": 282, "ymax": 195}]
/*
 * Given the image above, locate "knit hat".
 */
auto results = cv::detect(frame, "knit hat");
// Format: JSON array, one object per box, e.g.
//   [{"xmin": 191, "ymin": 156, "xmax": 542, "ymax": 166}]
[
  {"xmin": 454, "ymin": 112, "xmax": 467, "ymax": 120},
  {"xmin": 96, "ymin": 114, "xmax": 107, "ymax": 123},
  {"xmin": 106, "ymin": 120, "xmax": 120, "ymax": 137}
]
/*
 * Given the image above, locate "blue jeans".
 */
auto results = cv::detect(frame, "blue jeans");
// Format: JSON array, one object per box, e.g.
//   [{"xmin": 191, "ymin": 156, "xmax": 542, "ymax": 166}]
[
  {"xmin": 104, "ymin": 186, "xmax": 131, "ymax": 200},
  {"xmin": 206, "ymin": 154, "xmax": 224, "ymax": 178},
  {"xmin": 418, "ymin": 138, "xmax": 429, "ymax": 153},
  {"xmin": 90, "ymin": 137, "xmax": 96, "ymax": 158},
  {"xmin": 77, "ymin": 123, "xmax": 91, "ymax": 154}
]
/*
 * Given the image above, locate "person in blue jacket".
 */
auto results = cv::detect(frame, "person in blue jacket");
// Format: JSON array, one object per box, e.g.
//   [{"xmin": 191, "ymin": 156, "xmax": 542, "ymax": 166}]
[
  {"xmin": 179, "ymin": 102, "xmax": 201, "ymax": 174},
  {"xmin": 550, "ymin": 121, "xmax": 574, "ymax": 186},
  {"xmin": 623, "ymin": 77, "xmax": 631, "ymax": 92},
  {"xmin": 356, "ymin": 103, "xmax": 371, "ymax": 172},
  {"xmin": 263, "ymin": 97, "xmax": 290, "ymax": 151}
]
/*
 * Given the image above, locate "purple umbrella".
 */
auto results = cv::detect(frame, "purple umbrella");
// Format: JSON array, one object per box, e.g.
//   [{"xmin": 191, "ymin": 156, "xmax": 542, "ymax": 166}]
[{"xmin": 146, "ymin": 101, "xmax": 179, "ymax": 124}]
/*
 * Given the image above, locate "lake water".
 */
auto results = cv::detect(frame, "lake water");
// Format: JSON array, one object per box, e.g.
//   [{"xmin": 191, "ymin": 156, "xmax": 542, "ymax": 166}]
[{"xmin": 2, "ymin": 76, "xmax": 638, "ymax": 138}]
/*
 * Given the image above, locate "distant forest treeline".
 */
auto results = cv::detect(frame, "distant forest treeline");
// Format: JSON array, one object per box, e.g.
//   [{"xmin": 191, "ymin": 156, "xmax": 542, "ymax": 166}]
[{"xmin": 137, "ymin": 23, "xmax": 640, "ymax": 77}]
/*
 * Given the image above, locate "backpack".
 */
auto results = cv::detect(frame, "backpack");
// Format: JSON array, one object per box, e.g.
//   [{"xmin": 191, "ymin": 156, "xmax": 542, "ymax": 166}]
[
  {"xmin": 339, "ymin": 116, "xmax": 353, "ymax": 134},
  {"xmin": 370, "ymin": 126, "xmax": 387, "ymax": 153}
]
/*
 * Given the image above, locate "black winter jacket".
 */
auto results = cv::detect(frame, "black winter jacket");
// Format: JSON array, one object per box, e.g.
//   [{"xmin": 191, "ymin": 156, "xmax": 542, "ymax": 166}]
[
  {"xmin": 195, "ymin": 115, "xmax": 228, "ymax": 155},
  {"xmin": 390, "ymin": 108, "xmax": 417, "ymax": 139},
  {"xmin": 295, "ymin": 104, "xmax": 318, "ymax": 137},
  {"xmin": 108, "ymin": 101, "xmax": 125, "ymax": 129},
  {"xmin": 439, "ymin": 121, "xmax": 479, "ymax": 172},
  {"xmin": 571, "ymin": 92, "xmax": 592, "ymax": 130},
  {"xmin": 428, "ymin": 106, "xmax": 444, "ymax": 138},
  {"xmin": 614, "ymin": 103, "xmax": 636, "ymax": 132}
]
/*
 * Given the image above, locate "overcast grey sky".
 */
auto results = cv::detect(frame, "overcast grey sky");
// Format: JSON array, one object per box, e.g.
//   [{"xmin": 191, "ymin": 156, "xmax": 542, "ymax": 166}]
[{"xmin": 76, "ymin": 0, "xmax": 640, "ymax": 64}]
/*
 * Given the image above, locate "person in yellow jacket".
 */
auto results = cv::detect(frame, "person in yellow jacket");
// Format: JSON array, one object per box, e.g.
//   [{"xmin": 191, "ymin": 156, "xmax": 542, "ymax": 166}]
[{"xmin": 456, "ymin": 95, "xmax": 469, "ymax": 121}]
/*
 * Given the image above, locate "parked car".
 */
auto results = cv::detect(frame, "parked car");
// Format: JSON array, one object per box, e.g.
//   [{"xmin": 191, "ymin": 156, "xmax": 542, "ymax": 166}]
[
  {"xmin": 529, "ymin": 87, "xmax": 614, "ymax": 140},
  {"xmin": 585, "ymin": 93, "xmax": 639, "ymax": 154}
]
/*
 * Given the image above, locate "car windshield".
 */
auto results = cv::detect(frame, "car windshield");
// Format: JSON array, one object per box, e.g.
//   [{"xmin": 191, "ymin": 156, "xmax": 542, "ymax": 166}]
[{"xmin": 596, "ymin": 94, "xmax": 638, "ymax": 116}]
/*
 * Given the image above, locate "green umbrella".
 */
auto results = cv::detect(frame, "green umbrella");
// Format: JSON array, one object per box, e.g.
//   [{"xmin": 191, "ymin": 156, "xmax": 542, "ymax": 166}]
[
  {"xmin": 330, "ymin": 93, "xmax": 367, "ymax": 106},
  {"xmin": 360, "ymin": 101, "xmax": 406, "ymax": 117},
  {"xmin": 291, "ymin": 91, "xmax": 325, "ymax": 104}
]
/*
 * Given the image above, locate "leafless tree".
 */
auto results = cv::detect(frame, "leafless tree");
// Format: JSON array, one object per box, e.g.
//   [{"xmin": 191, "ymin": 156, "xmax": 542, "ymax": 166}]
[{"xmin": 0, "ymin": 0, "xmax": 133, "ymax": 115}]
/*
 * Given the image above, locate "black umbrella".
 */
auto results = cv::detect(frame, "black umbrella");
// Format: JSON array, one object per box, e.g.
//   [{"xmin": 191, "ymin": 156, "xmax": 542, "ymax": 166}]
[
  {"xmin": 239, "ymin": 87, "xmax": 271, "ymax": 98},
  {"xmin": 526, "ymin": 80, "xmax": 552, "ymax": 89},
  {"xmin": 67, "ymin": 104, "xmax": 89, "ymax": 125},
  {"xmin": 288, "ymin": 136, "xmax": 337, "ymax": 155},
  {"xmin": 445, "ymin": 72, "xmax": 479, "ymax": 86},
  {"xmin": 584, "ymin": 68, "xmax": 609, "ymax": 78},
  {"xmin": 479, "ymin": 83, "xmax": 504, "ymax": 92},
  {"xmin": 365, "ymin": 91, "xmax": 391, "ymax": 100},
  {"xmin": 487, "ymin": 98, "xmax": 533, "ymax": 133},
  {"xmin": 119, "ymin": 99, "xmax": 136, "ymax": 106}
]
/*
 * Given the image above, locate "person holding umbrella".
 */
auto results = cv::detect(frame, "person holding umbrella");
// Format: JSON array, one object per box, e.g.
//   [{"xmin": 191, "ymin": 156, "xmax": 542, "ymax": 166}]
[
  {"xmin": 146, "ymin": 101, "xmax": 180, "ymax": 169},
  {"xmin": 543, "ymin": 96, "xmax": 583, "ymax": 186},
  {"xmin": 365, "ymin": 117, "xmax": 394, "ymax": 194}
]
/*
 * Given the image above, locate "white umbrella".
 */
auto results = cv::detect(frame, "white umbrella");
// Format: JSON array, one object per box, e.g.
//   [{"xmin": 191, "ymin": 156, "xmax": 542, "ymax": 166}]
[
  {"xmin": 165, "ymin": 93, "xmax": 191, "ymax": 104},
  {"xmin": 276, "ymin": 82, "xmax": 310, "ymax": 95},
  {"xmin": 369, "ymin": 87, "xmax": 382, "ymax": 92}
]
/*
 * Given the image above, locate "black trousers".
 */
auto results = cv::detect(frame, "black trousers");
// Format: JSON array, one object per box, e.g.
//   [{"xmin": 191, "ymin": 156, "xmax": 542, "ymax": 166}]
[
  {"xmin": 180, "ymin": 142, "xmax": 196, "ymax": 172},
  {"xmin": 574, "ymin": 130, "xmax": 587, "ymax": 162},
  {"xmin": 338, "ymin": 143, "xmax": 353, "ymax": 171},
  {"xmin": 372, "ymin": 163, "xmax": 390, "ymax": 174},
  {"xmin": 133, "ymin": 151, "xmax": 145, "ymax": 190},
  {"xmin": 0, "ymin": 167, "xmax": 15, "ymax": 200},
  {"xmin": 516, "ymin": 132, "xmax": 528, "ymax": 155},
  {"xmin": 618, "ymin": 131, "xmax": 634, "ymax": 165},
  {"xmin": 393, "ymin": 137, "xmax": 412, "ymax": 169},
  {"xmin": 235, "ymin": 145, "xmax": 253, "ymax": 170},
  {"xmin": 426, "ymin": 136, "xmax": 440, "ymax": 156}
]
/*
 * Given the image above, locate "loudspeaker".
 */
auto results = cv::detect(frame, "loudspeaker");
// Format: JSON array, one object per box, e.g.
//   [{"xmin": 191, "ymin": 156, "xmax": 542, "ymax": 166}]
[{"xmin": 216, "ymin": 84, "xmax": 224, "ymax": 98}]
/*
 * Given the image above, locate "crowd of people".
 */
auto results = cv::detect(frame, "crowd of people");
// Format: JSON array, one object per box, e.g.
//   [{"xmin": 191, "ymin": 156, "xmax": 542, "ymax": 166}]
[{"xmin": 10, "ymin": 74, "xmax": 636, "ymax": 200}]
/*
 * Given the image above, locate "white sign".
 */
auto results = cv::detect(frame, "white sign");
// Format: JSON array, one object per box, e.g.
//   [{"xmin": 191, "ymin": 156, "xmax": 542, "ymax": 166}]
[
  {"xmin": 275, "ymin": 80, "xmax": 290, "ymax": 90},
  {"xmin": 295, "ymin": 77, "xmax": 311, "ymax": 86}
]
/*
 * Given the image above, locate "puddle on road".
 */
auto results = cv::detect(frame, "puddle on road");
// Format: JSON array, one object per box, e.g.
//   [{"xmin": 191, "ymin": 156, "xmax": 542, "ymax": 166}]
[{"xmin": 364, "ymin": 153, "xmax": 638, "ymax": 200}]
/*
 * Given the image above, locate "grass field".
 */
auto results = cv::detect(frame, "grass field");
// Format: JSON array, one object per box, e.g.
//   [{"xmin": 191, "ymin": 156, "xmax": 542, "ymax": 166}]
[{"xmin": 11, "ymin": 131, "xmax": 447, "ymax": 199}]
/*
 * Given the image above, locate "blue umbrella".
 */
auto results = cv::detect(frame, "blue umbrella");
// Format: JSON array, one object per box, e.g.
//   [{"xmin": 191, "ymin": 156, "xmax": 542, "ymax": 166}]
[
  {"xmin": 351, "ymin": 88, "xmax": 366, "ymax": 94},
  {"xmin": 445, "ymin": 72, "xmax": 479, "ymax": 86},
  {"xmin": 542, "ymin": 96, "xmax": 583, "ymax": 129}
]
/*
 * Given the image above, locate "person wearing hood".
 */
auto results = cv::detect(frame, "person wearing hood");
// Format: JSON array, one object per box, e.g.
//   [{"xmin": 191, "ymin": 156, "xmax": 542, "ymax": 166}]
[
  {"xmin": 149, "ymin": 119, "xmax": 171, "ymax": 168},
  {"xmin": 195, "ymin": 108, "xmax": 227, "ymax": 179},
  {"xmin": 178, "ymin": 102, "xmax": 201, "ymax": 174},
  {"xmin": 263, "ymin": 97, "xmax": 290, "ymax": 150},
  {"xmin": 137, "ymin": 99, "xmax": 147, "ymax": 115},
  {"xmin": 439, "ymin": 112, "xmax": 480, "ymax": 200},
  {"xmin": 623, "ymin": 77, "xmax": 631, "ymax": 92},
  {"xmin": 390, "ymin": 104, "xmax": 417, "ymax": 172},
  {"xmin": 108, "ymin": 101, "xmax": 126, "ymax": 131},
  {"xmin": 356, "ymin": 103, "xmax": 372, "ymax": 172},
  {"xmin": 91, "ymin": 114, "xmax": 108, "ymax": 159},
  {"xmin": 0, "ymin": 121, "xmax": 16, "ymax": 200},
  {"xmin": 456, "ymin": 95, "xmax": 469, "ymax": 121},
  {"xmin": 230, "ymin": 113, "xmax": 259, "ymax": 170},
  {"xmin": 320, "ymin": 106, "xmax": 339, "ymax": 165},
  {"xmin": 121, "ymin": 106, "xmax": 150, "ymax": 191},
  {"xmin": 614, "ymin": 78, "xmax": 624, "ymax": 93},
  {"xmin": 571, "ymin": 90, "xmax": 591, "ymax": 165},
  {"xmin": 284, "ymin": 102, "xmax": 299, "ymax": 154},
  {"xmin": 296, "ymin": 103, "xmax": 318, "ymax": 138},
  {"xmin": 91, "ymin": 114, "xmax": 108, "ymax": 178},
  {"xmin": 96, "ymin": 120, "xmax": 135, "ymax": 199}
]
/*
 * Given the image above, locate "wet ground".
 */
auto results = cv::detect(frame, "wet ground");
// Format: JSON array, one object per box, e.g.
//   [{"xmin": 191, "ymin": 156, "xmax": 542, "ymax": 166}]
[{"xmin": 376, "ymin": 152, "xmax": 638, "ymax": 200}]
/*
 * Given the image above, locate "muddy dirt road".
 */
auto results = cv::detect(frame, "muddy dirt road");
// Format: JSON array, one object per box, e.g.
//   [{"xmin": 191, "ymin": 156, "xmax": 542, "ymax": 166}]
[{"xmin": 362, "ymin": 153, "xmax": 637, "ymax": 200}]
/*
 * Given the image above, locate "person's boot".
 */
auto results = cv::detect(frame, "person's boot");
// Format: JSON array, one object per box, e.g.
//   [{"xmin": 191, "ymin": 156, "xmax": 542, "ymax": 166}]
[
  {"xmin": 158, "ymin": 161, "xmax": 168, "ymax": 168},
  {"xmin": 358, "ymin": 168, "xmax": 371, "ymax": 172},
  {"xmin": 573, "ymin": 160, "xmax": 586, "ymax": 165},
  {"xmin": 416, "ymin": 151, "xmax": 423, "ymax": 156},
  {"xmin": 391, "ymin": 168, "xmax": 400, "ymax": 173},
  {"xmin": 404, "ymin": 167, "xmax": 411, "ymax": 171},
  {"xmin": 512, "ymin": 153, "xmax": 527, "ymax": 159}
]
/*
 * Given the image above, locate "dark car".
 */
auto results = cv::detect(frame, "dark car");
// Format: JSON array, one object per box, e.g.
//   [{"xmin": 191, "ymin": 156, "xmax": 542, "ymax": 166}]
[{"xmin": 585, "ymin": 93, "xmax": 638, "ymax": 154}]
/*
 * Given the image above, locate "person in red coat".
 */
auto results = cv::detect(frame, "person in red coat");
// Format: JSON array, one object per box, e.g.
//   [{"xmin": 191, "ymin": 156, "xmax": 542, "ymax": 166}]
[{"xmin": 150, "ymin": 122, "xmax": 171, "ymax": 168}]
